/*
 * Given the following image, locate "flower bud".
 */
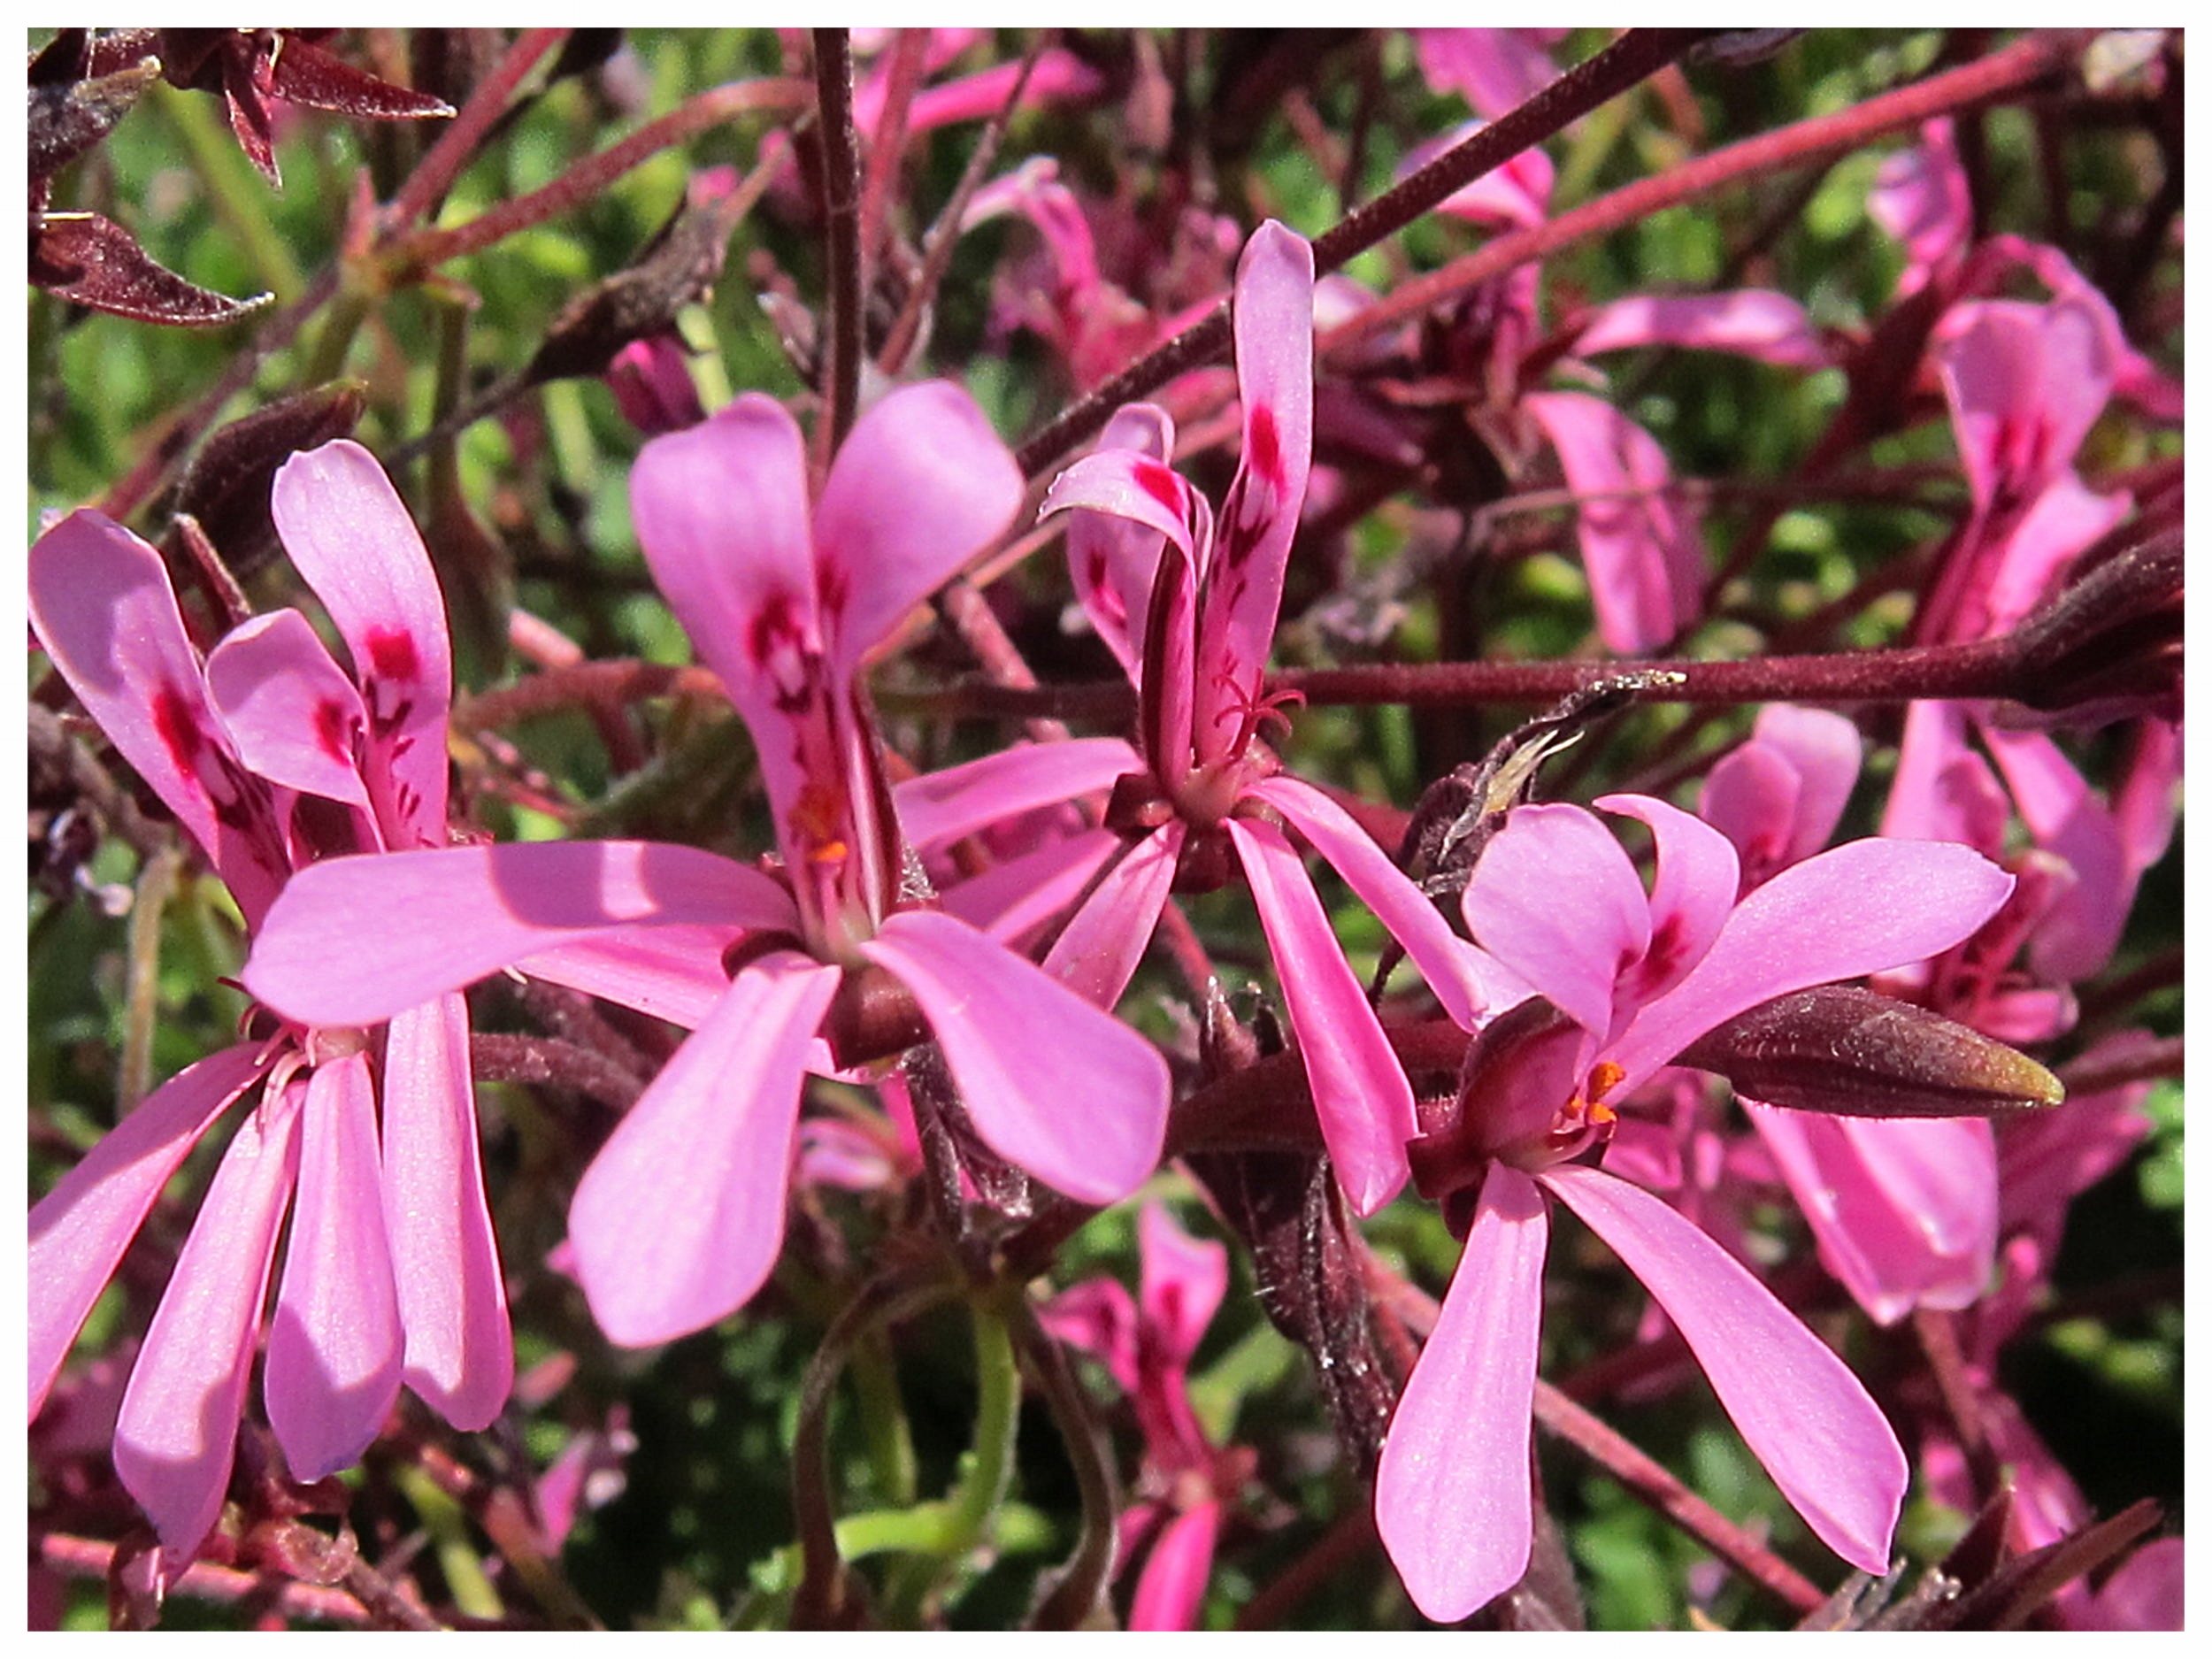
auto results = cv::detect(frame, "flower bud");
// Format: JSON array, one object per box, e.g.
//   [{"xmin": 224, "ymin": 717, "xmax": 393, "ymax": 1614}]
[{"xmin": 1676, "ymin": 984, "xmax": 2063, "ymax": 1118}]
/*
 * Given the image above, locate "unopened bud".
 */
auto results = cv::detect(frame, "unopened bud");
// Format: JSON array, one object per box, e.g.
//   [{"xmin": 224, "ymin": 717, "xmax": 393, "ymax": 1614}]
[
  {"xmin": 2000, "ymin": 532, "xmax": 2182, "ymax": 729},
  {"xmin": 1677, "ymin": 984, "xmax": 2063, "ymax": 1118}
]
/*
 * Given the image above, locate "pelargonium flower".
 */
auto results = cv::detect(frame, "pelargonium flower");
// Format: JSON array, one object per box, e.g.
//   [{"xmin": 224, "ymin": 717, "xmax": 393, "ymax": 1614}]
[
  {"xmin": 245, "ymin": 383, "xmax": 1171, "ymax": 1348},
  {"xmin": 28, "ymin": 441, "xmax": 509, "ymax": 1561},
  {"xmin": 898, "ymin": 222, "xmax": 1517, "ymax": 1216},
  {"xmin": 1041, "ymin": 1203, "xmax": 1250, "ymax": 1631},
  {"xmin": 1376, "ymin": 794, "xmax": 2014, "ymax": 1621}
]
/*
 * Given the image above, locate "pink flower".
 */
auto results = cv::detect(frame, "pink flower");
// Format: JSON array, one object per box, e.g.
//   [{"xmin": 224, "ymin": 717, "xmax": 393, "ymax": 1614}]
[
  {"xmin": 1041, "ymin": 1204, "xmax": 1247, "ymax": 1632},
  {"xmin": 1376, "ymin": 795, "xmax": 2013, "ymax": 1621},
  {"xmin": 28, "ymin": 442, "xmax": 510, "ymax": 1562},
  {"xmin": 246, "ymin": 384, "xmax": 1171, "ymax": 1348},
  {"xmin": 902, "ymin": 223, "xmax": 1517, "ymax": 1216}
]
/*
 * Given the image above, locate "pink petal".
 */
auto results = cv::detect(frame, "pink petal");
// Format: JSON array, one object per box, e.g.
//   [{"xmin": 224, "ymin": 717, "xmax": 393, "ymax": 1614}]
[
  {"xmin": 1041, "ymin": 449, "xmax": 1206, "ymax": 570},
  {"xmin": 1139, "ymin": 1203, "xmax": 1228, "ymax": 1367},
  {"xmin": 204, "ymin": 610, "xmax": 373, "ymax": 815},
  {"xmin": 1039, "ymin": 823, "xmax": 1182, "ymax": 1007},
  {"xmin": 1869, "ymin": 119, "xmax": 1971, "ymax": 285},
  {"xmin": 606, "ymin": 334, "xmax": 703, "ymax": 434},
  {"xmin": 28, "ymin": 511, "xmax": 288, "ymax": 924},
  {"xmin": 114, "ymin": 1078, "xmax": 305, "ymax": 1562},
  {"xmin": 1937, "ymin": 300, "xmax": 2114, "ymax": 511},
  {"xmin": 1376, "ymin": 1163, "xmax": 1547, "ymax": 1624},
  {"xmin": 630, "ymin": 393, "xmax": 821, "ymax": 715},
  {"xmin": 270, "ymin": 441, "xmax": 454, "ymax": 845},
  {"xmin": 1978, "ymin": 472, "xmax": 2131, "ymax": 637},
  {"xmin": 1749, "ymin": 704, "xmax": 1863, "ymax": 865},
  {"xmin": 1036, "ymin": 1279, "xmax": 1140, "ymax": 1394},
  {"xmin": 2084, "ymin": 1537, "xmax": 2185, "ymax": 1631},
  {"xmin": 1594, "ymin": 794, "xmax": 1741, "ymax": 1017},
  {"xmin": 1462, "ymin": 803, "xmax": 1650, "ymax": 1041},
  {"xmin": 1193, "ymin": 221, "xmax": 1314, "ymax": 764},
  {"xmin": 1981, "ymin": 726, "xmax": 2130, "ymax": 982},
  {"xmin": 1538, "ymin": 1164, "xmax": 1905, "ymax": 1573},
  {"xmin": 894, "ymin": 737, "xmax": 1138, "ymax": 851},
  {"xmin": 1700, "ymin": 742, "xmax": 1802, "ymax": 888},
  {"xmin": 1129, "ymin": 1501, "xmax": 1221, "ymax": 1631},
  {"xmin": 1254, "ymin": 774, "xmax": 1525, "ymax": 1029},
  {"xmin": 1611, "ymin": 837, "xmax": 2014, "ymax": 1087},
  {"xmin": 30, "ymin": 1044, "xmax": 269, "ymax": 1419},
  {"xmin": 1066, "ymin": 403, "xmax": 1178, "ymax": 672},
  {"xmin": 382, "ymin": 993, "xmax": 512, "ymax": 1427},
  {"xmin": 242, "ymin": 841, "xmax": 796, "ymax": 1026},
  {"xmin": 1879, "ymin": 701, "xmax": 2001, "ymax": 851},
  {"xmin": 1226, "ymin": 817, "xmax": 1413, "ymax": 1216},
  {"xmin": 1747, "ymin": 1106, "xmax": 1995, "ymax": 1325},
  {"xmin": 265, "ymin": 1051, "xmax": 403, "ymax": 1479},
  {"xmin": 864, "ymin": 910, "xmax": 1169, "ymax": 1204},
  {"xmin": 902, "ymin": 49, "xmax": 1102, "ymax": 132},
  {"xmin": 568, "ymin": 955, "xmax": 841, "ymax": 1347},
  {"xmin": 1414, "ymin": 27, "xmax": 1563, "ymax": 119},
  {"xmin": 816, "ymin": 380, "xmax": 1024, "ymax": 669},
  {"xmin": 941, "ymin": 827, "xmax": 1127, "ymax": 946},
  {"xmin": 1572, "ymin": 291, "xmax": 1826, "ymax": 368},
  {"xmin": 516, "ymin": 925, "xmax": 749, "ymax": 1029},
  {"xmin": 1522, "ymin": 391, "xmax": 1703, "ymax": 654}
]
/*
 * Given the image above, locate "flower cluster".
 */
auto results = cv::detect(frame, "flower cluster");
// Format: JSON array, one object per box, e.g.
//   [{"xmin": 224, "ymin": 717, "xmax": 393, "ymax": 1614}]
[{"xmin": 27, "ymin": 27, "xmax": 2178, "ymax": 1633}]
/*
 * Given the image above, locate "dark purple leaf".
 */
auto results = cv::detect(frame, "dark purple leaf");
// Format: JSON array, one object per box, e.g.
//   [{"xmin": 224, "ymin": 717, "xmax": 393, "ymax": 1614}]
[
  {"xmin": 29, "ymin": 210, "xmax": 272, "ymax": 326},
  {"xmin": 28, "ymin": 58, "xmax": 161, "ymax": 181}
]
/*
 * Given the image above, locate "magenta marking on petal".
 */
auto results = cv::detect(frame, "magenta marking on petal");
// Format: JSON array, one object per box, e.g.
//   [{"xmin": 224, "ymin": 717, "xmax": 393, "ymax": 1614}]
[
  {"xmin": 152, "ymin": 685, "xmax": 205, "ymax": 774},
  {"xmin": 312, "ymin": 699, "xmax": 354, "ymax": 763},
  {"xmin": 1134, "ymin": 459, "xmax": 1183, "ymax": 513},
  {"xmin": 363, "ymin": 626, "xmax": 419, "ymax": 684},
  {"xmin": 1246, "ymin": 403, "xmax": 1280, "ymax": 481}
]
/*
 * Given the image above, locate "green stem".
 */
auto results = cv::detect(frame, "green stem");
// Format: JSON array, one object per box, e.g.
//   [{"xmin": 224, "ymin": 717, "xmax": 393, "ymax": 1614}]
[
  {"xmin": 151, "ymin": 82, "xmax": 304, "ymax": 302},
  {"xmin": 883, "ymin": 1293, "xmax": 1023, "ymax": 1624},
  {"xmin": 303, "ymin": 280, "xmax": 376, "ymax": 387},
  {"xmin": 849, "ymin": 1329, "xmax": 919, "ymax": 1509}
]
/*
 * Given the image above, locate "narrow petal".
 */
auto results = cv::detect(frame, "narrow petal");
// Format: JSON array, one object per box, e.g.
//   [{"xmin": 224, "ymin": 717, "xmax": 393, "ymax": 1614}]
[
  {"xmin": 630, "ymin": 393, "xmax": 820, "ymax": 706},
  {"xmin": 1130, "ymin": 1501, "xmax": 1222, "ymax": 1632},
  {"xmin": 817, "ymin": 381, "xmax": 1025, "ymax": 670},
  {"xmin": 1039, "ymin": 824, "xmax": 1181, "ymax": 1007},
  {"xmin": 1037, "ymin": 1279, "xmax": 1141, "ymax": 1393},
  {"xmin": 1193, "ymin": 221, "xmax": 1315, "ymax": 762},
  {"xmin": 1376, "ymin": 1164, "xmax": 1547, "ymax": 1624},
  {"xmin": 1523, "ymin": 391, "xmax": 1702, "ymax": 654},
  {"xmin": 1869, "ymin": 119, "xmax": 1971, "ymax": 282},
  {"xmin": 1226, "ymin": 818, "xmax": 1413, "ymax": 1215},
  {"xmin": 243, "ymin": 841, "xmax": 796, "ymax": 1027},
  {"xmin": 568, "ymin": 955, "xmax": 841, "ymax": 1347},
  {"xmin": 1981, "ymin": 726, "xmax": 2130, "ymax": 981},
  {"xmin": 894, "ymin": 737, "xmax": 1138, "ymax": 851},
  {"xmin": 30, "ymin": 1044, "xmax": 268, "ymax": 1418},
  {"xmin": 1538, "ymin": 1164, "xmax": 1906, "ymax": 1572},
  {"xmin": 204, "ymin": 609, "xmax": 373, "ymax": 813},
  {"xmin": 114, "ymin": 1079, "xmax": 305, "ymax": 1563},
  {"xmin": 1462, "ymin": 802, "xmax": 1649, "ymax": 1041},
  {"xmin": 864, "ymin": 910, "xmax": 1169, "ymax": 1204},
  {"xmin": 1066, "ymin": 403, "xmax": 1178, "ymax": 672},
  {"xmin": 1572, "ymin": 291, "xmax": 1826, "ymax": 368},
  {"xmin": 270, "ymin": 441, "xmax": 454, "ymax": 845},
  {"xmin": 1610, "ymin": 838, "xmax": 2013, "ymax": 1087},
  {"xmin": 28, "ymin": 511, "xmax": 288, "ymax": 921},
  {"xmin": 265, "ymin": 1052, "xmax": 403, "ymax": 1479},
  {"xmin": 1594, "ymin": 794, "xmax": 1740, "ymax": 1016},
  {"xmin": 382, "ymin": 993, "xmax": 511, "ymax": 1427},
  {"xmin": 1254, "ymin": 773, "xmax": 1525, "ymax": 1028}
]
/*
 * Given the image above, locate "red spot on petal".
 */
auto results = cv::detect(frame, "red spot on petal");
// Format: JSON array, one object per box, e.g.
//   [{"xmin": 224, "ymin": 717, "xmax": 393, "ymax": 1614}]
[
  {"xmin": 1135, "ymin": 461, "xmax": 1183, "ymax": 513},
  {"xmin": 365, "ymin": 626, "xmax": 419, "ymax": 684},
  {"xmin": 1084, "ymin": 550, "xmax": 1110, "ymax": 593},
  {"xmin": 1246, "ymin": 403, "xmax": 1280, "ymax": 481},
  {"xmin": 1633, "ymin": 912, "xmax": 1691, "ymax": 995},
  {"xmin": 313, "ymin": 700, "xmax": 353, "ymax": 763},
  {"xmin": 749, "ymin": 589, "xmax": 800, "ymax": 668},
  {"xmin": 152, "ymin": 685, "xmax": 205, "ymax": 776}
]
